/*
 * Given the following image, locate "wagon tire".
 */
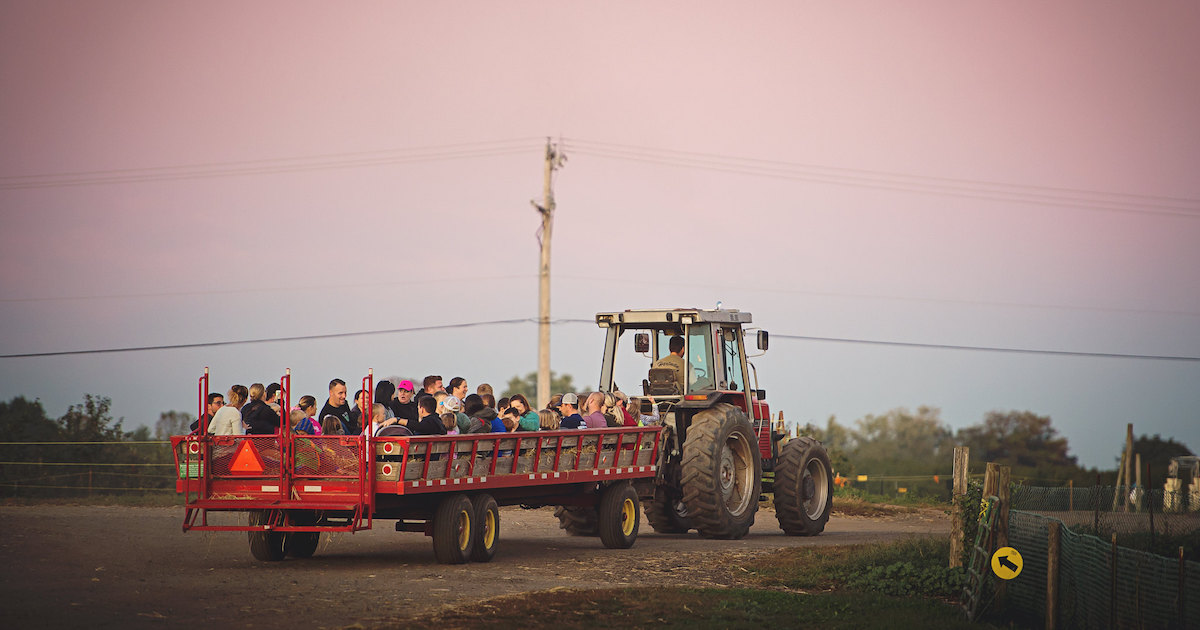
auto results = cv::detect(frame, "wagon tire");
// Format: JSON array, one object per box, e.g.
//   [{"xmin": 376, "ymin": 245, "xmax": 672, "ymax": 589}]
[
  {"xmin": 643, "ymin": 485, "xmax": 692, "ymax": 533},
  {"xmin": 598, "ymin": 482, "xmax": 640, "ymax": 549},
  {"xmin": 247, "ymin": 510, "xmax": 285, "ymax": 562},
  {"xmin": 470, "ymin": 494, "xmax": 500, "ymax": 563},
  {"xmin": 432, "ymin": 494, "xmax": 475, "ymax": 564},
  {"xmin": 554, "ymin": 505, "xmax": 599, "ymax": 536}
]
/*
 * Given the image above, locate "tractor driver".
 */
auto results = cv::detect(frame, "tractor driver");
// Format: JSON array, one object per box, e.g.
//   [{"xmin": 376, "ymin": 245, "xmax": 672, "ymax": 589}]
[{"xmin": 651, "ymin": 335, "xmax": 687, "ymax": 393}]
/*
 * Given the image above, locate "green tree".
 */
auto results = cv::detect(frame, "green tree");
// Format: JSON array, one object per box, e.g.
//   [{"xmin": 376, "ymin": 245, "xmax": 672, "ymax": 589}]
[
  {"xmin": 800, "ymin": 416, "xmax": 854, "ymax": 476},
  {"xmin": 850, "ymin": 406, "xmax": 954, "ymax": 476},
  {"xmin": 58, "ymin": 394, "xmax": 125, "ymax": 442},
  {"xmin": 0, "ymin": 396, "xmax": 59, "ymax": 442},
  {"xmin": 501, "ymin": 371, "xmax": 577, "ymax": 401},
  {"xmin": 956, "ymin": 410, "xmax": 1081, "ymax": 481},
  {"xmin": 155, "ymin": 410, "xmax": 194, "ymax": 439}
]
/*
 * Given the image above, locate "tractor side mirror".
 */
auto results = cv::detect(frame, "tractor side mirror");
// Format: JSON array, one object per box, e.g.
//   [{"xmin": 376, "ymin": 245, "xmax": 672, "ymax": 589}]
[
  {"xmin": 757, "ymin": 330, "xmax": 769, "ymax": 351},
  {"xmin": 755, "ymin": 389, "xmax": 767, "ymax": 400},
  {"xmin": 634, "ymin": 333, "xmax": 650, "ymax": 354}
]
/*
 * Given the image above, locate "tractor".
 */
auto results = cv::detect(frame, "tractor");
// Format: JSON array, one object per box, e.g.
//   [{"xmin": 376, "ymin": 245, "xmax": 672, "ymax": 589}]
[{"xmin": 555, "ymin": 308, "xmax": 834, "ymax": 539}]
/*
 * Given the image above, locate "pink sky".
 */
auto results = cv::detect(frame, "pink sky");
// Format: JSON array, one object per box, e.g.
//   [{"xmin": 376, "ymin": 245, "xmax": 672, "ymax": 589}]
[{"xmin": 2, "ymin": 1, "xmax": 1198, "ymax": 467}]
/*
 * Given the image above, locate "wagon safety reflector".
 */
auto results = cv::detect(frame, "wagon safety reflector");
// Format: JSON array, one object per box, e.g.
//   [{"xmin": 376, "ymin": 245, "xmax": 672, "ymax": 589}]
[{"xmin": 230, "ymin": 441, "xmax": 266, "ymax": 474}]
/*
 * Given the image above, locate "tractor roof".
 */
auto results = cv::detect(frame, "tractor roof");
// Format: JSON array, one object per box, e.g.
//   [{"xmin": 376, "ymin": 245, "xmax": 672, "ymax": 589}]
[{"xmin": 594, "ymin": 308, "xmax": 753, "ymax": 327}]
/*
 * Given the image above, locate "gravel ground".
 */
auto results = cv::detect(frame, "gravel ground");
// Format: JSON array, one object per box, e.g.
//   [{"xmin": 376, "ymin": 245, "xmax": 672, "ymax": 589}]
[{"xmin": 0, "ymin": 503, "xmax": 948, "ymax": 629}]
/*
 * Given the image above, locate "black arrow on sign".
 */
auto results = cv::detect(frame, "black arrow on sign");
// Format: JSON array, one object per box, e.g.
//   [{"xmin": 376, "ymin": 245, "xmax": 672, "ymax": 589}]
[{"xmin": 998, "ymin": 555, "xmax": 1018, "ymax": 572}]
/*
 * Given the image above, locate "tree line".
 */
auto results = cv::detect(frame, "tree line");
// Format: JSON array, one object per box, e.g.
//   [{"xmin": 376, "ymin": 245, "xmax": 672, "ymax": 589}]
[{"xmin": 800, "ymin": 406, "xmax": 1193, "ymax": 491}]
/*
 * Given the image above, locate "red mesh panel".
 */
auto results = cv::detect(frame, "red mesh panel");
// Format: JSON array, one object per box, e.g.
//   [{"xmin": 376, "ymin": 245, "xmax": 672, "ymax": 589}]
[
  {"xmin": 209, "ymin": 436, "xmax": 282, "ymax": 477},
  {"xmin": 294, "ymin": 437, "xmax": 361, "ymax": 478}
]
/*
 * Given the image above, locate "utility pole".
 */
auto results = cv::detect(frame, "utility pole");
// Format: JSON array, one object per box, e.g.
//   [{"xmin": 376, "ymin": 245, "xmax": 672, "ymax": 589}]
[{"xmin": 534, "ymin": 138, "xmax": 565, "ymax": 408}]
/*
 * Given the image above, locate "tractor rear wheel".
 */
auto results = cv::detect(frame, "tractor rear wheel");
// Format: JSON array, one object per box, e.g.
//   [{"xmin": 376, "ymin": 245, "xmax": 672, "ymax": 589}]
[
  {"xmin": 680, "ymin": 403, "xmax": 761, "ymax": 539},
  {"xmin": 773, "ymin": 436, "xmax": 833, "ymax": 536},
  {"xmin": 553, "ymin": 505, "xmax": 599, "ymax": 536},
  {"xmin": 643, "ymin": 485, "xmax": 692, "ymax": 533}
]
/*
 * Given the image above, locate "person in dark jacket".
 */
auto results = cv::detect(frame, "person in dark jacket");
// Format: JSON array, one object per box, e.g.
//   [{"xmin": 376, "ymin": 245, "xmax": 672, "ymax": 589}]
[
  {"xmin": 414, "ymin": 396, "xmax": 446, "ymax": 436},
  {"xmin": 242, "ymin": 383, "xmax": 281, "ymax": 434},
  {"xmin": 319, "ymin": 379, "xmax": 354, "ymax": 435},
  {"xmin": 374, "ymin": 380, "xmax": 403, "ymax": 426}
]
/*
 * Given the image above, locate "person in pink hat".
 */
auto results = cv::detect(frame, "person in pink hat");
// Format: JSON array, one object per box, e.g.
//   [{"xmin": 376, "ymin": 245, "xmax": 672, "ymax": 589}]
[{"xmin": 393, "ymin": 379, "xmax": 419, "ymax": 425}]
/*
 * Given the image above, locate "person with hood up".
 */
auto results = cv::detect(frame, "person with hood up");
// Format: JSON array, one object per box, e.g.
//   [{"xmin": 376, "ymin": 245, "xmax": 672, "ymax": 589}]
[{"xmin": 464, "ymin": 396, "xmax": 503, "ymax": 433}]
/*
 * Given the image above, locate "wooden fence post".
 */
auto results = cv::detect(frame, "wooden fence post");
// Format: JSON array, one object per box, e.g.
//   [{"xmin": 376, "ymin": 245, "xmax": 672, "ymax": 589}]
[
  {"xmin": 1110, "ymin": 532, "xmax": 1118, "ymax": 629},
  {"xmin": 994, "ymin": 464, "xmax": 1012, "ymax": 607},
  {"xmin": 950, "ymin": 446, "xmax": 969, "ymax": 568},
  {"xmin": 1046, "ymin": 521, "xmax": 1060, "ymax": 630},
  {"xmin": 1068, "ymin": 479, "xmax": 1074, "ymax": 512}
]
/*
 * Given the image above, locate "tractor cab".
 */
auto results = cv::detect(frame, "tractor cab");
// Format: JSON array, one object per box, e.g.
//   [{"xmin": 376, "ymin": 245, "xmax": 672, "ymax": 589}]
[{"xmin": 594, "ymin": 308, "xmax": 768, "ymax": 414}]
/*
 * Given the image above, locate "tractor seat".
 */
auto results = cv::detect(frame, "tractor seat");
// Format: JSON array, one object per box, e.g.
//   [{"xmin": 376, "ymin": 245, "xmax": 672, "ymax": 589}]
[{"xmin": 644, "ymin": 367, "xmax": 682, "ymax": 396}]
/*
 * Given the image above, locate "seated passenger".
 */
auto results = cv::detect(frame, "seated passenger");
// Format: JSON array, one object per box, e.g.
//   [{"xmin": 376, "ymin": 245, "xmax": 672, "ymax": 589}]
[
  {"xmin": 209, "ymin": 386, "xmax": 247, "ymax": 435},
  {"xmin": 414, "ymin": 396, "xmax": 446, "ymax": 436},
  {"xmin": 538, "ymin": 409, "xmax": 560, "ymax": 431},
  {"xmin": 464, "ymin": 398, "xmax": 501, "ymax": 434},
  {"xmin": 613, "ymin": 391, "xmax": 638, "ymax": 427},
  {"xmin": 242, "ymin": 383, "xmax": 282, "ymax": 434},
  {"xmin": 583, "ymin": 392, "xmax": 608, "ymax": 429},
  {"xmin": 368, "ymin": 403, "xmax": 399, "ymax": 436},
  {"xmin": 508, "ymin": 394, "xmax": 540, "ymax": 431},
  {"xmin": 291, "ymin": 408, "xmax": 319, "ymax": 435},
  {"xmin": 628, "ymin": 396, "xmax": 659, "ymax": 426},
  {"xmin": 500, "ymin": 406, "xmax": 521, "ymax": 432},
  {"xmin": 558, "ymin": 393, "xmax": 584, "ymax": 429},
  {"xmin": 441, "ymin": 412, "xmax": 459, "ymax": 435},
  {"xmin": 442, "ymin": 396, "xmax": 470, "ymax": 433},
  {"xmin": 320, "ymin": 415, "xmax": 343, "ymax": 436}
]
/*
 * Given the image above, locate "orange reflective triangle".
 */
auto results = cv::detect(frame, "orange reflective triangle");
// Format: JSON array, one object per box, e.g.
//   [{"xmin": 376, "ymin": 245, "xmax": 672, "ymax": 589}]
[{"xmin": 230, "ymin": 440, "xmax": 265, "ymax": 474}]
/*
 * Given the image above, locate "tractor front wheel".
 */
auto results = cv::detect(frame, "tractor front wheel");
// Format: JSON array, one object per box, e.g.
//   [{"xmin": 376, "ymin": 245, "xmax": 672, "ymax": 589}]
[{"xmin": 773, "ymin": 436, "xmax": 833, "ymax": 536}]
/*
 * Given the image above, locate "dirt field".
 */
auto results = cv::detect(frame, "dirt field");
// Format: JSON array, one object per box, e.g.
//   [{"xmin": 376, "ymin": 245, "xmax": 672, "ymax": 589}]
[{"xmin": 0, "ymin": 503, "xmax": 948, "ymax": 629}]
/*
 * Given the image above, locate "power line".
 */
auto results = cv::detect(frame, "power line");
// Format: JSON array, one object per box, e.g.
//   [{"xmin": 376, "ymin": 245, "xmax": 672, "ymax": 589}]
[
  {"xmin": 562, "ymin": 138, "xmax": 1200, "ymax": 219},
  {"xmin": 0, "ymin": 274, "xmax": 536, "ymax": 304},
  {"xmin": 0, "ymin": 138, "xmax": 544, "ymax": 190},
  {"xmin": 3, "ymin": 318, "xmax": 1195, "ymax": 362},
  {"xmin": 773, "ymin": 334, "xmax": 1200, "ymax": 362},
  {"xmin": 555, "ymin": 273, "xmax": 1200, "ymax": 320},
  {"xmin": 0, "ymin": 318, "xmax": 543, "ymax": 358}
]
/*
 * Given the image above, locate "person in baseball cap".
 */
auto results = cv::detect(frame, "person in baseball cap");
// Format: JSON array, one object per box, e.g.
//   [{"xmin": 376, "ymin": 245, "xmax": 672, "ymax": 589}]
[
  {"xmin": 392, "ymin": 379, "xmax": 419, "ymax": 424},
  {"xmin": 558, "ymin": 392, "xmax": 584, "ymax": 429}
]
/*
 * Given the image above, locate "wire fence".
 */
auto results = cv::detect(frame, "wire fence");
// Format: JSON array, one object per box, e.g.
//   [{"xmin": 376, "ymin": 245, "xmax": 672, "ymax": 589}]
[
  {"xmin": 0, "ymin": 441, "xmax": 178, "ymax": 497},
  {"xmin": 1011, "ymin": 484, "xmax": 1200, "ymax": 556},
  {"xmin": 1005, "ymin": 510, "xmax": 1198, "ymax": 629}
]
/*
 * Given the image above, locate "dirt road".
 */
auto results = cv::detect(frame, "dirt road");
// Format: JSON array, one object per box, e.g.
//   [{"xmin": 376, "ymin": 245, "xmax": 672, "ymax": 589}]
[{"xmin": 0, "ymin": 504, "xmax": 947, "ymax": 629}]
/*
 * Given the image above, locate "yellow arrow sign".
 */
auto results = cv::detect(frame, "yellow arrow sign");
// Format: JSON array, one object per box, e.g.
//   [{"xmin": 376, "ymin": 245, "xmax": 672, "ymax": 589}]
[{"xmin": 991, "ymin": 547, "xmax": 1023, "ymax": 580}]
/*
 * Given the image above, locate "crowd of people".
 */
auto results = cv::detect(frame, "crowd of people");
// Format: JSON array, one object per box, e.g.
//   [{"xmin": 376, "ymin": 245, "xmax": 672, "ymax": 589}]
[{"xmin": 195, "ymin": 374, "xmax": 661, "ymax": 438}]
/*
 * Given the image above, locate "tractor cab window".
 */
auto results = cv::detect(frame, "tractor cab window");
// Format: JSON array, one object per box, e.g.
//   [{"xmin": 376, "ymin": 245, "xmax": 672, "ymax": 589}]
[
  {"xmin": 686, "ymin": 326, "xmax": 714, "ymax": 392},
  {"xmin": 720, "ymin": 327, "xmax": 747, "ymax": 392}
]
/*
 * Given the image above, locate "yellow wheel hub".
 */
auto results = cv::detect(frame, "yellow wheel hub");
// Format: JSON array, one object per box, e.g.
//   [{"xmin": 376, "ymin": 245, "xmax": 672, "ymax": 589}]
[{"xmin": 621, "ymin": 498, "xmax": 636, "ymax": 536}]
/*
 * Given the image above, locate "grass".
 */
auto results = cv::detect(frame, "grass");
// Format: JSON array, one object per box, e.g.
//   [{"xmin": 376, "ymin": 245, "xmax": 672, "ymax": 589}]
[{"xmin": 0, "ymin": 492, "xmax": 182, "ymax": 507}]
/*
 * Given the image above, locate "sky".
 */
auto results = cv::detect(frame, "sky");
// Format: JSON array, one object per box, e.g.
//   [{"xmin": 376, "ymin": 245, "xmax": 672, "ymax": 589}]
[{"xmin": 1, "ymin": 1, "xmax": 1198, "ymax": 470}]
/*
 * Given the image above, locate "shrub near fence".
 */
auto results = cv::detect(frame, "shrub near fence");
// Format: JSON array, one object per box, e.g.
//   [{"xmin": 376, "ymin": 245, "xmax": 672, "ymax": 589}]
[{"xmin": 0, "ymin": 441, "xmax": 177, "ymax": 498}]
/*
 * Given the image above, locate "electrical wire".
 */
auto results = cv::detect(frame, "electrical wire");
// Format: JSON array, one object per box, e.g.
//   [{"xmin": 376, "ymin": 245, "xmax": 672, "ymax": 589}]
[
  {"xmin": 561, "ymin": 138, "xmax": 1200, "ymax": 219},
  {"xmin": 0, "ymin": 138, "xmax": 544, "ymax": 190},
  {"xmin": 2, "ymin": 317, "xmax": 1195, "ymax": 362}
]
